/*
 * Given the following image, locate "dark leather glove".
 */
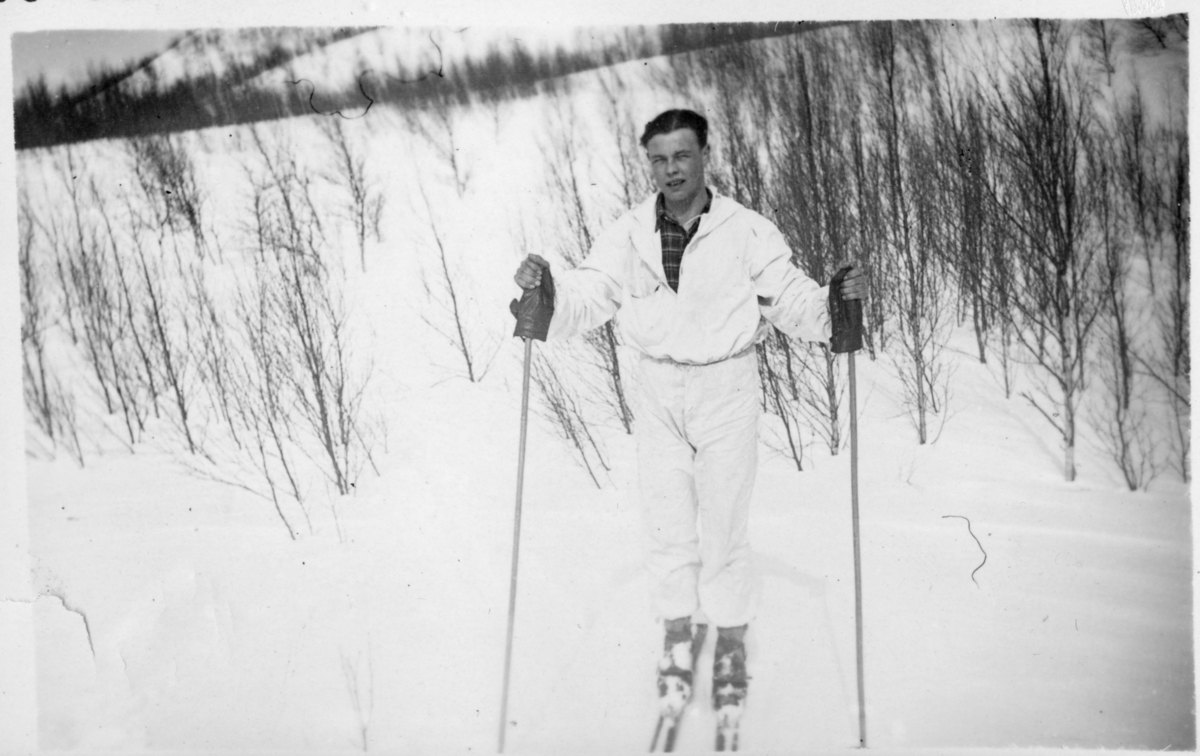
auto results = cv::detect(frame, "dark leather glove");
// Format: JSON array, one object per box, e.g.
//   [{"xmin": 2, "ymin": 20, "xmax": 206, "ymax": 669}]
[
  {"xmin": 829, "ymin": 265, "xmax": 863, "ymax": 354},
  {"xmin": 510, "ymin": 261, "xmax": 555, "ymax": 341}
]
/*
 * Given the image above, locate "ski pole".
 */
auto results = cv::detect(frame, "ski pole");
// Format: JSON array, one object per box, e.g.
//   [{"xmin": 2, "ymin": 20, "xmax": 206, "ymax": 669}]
[
  {"xmin": 499, "ymin": 336, "xmax": 533, "ymax": 753},
  {"xmin": 500, "ymin": 261, "xmax": 554, "ymax": 753},
  {"xmin": 848, "ymin": 346, "xmax": 866, "ymax": 749},
  {"xmin": 829, "ymin": 265, "xmax": 866, "ymax": 749}
]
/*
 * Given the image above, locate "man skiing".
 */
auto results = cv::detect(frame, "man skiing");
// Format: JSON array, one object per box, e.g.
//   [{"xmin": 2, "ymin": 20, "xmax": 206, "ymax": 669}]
[{"xmin": 513, "ymin": 108, "xmax": 867, "ymax": 746}]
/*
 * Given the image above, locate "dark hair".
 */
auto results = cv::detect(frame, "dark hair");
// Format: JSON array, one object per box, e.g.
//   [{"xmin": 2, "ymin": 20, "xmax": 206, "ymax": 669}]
[{"xmin": 640, "ymin": 109, "xmax": 708, "ymax": 149}]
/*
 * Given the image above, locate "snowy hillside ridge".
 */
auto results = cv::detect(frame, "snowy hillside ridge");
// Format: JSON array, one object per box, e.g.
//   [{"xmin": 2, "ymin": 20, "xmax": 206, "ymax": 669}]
[
  {"xmin": 16, "ymin": 18, "xmax": 1192, "ymax": 752},
  {"xmin": 14, "ymin": 22, "xmax": 840, "ymax": 150},
  {"xmin": 245, "ymin": 21, "xmax": 855, "ymax": 98},
  {"xmin": 121, "ymin": 27, "xmax": 371, "ymax": 95},
  {"xmin": 12, "ymin": 27, "xmax": 371, "ymax": 150}
]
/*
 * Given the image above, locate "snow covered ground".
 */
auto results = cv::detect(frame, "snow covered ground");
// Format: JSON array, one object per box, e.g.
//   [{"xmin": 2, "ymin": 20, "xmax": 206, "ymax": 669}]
[
  {"xmin": 20, "ymin": 329, "xmax": 1195, "ymax": 753},
  {"xmin": 4, "ymin": 15, "xmax": 1194, "ymax": 756}
]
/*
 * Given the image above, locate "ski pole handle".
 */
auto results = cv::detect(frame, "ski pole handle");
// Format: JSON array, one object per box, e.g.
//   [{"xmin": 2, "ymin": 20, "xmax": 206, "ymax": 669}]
[
  {"xmin": 829, "ymin": 265, "xmax": 863, "ymax": 354},
  {"xmin": 510, "ymin": 260, "xmax": 555, "ymax": 341}
]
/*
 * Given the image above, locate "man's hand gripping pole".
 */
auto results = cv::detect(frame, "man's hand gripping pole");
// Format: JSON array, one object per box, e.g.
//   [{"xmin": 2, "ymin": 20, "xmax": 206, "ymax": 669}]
[{"xmin": 509, "ymin": 259, "xmax": 555, "ymax": 342}]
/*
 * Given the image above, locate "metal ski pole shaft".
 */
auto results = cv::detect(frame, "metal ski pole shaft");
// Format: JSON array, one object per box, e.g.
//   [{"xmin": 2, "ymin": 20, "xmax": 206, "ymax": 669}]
[
  {"xmin": 849, "ymin": 350, "xmax": 866, "ymax": 749},
  {"xmin": 499, "ymin": 336, "xmax": 533, "ymax": 753}
]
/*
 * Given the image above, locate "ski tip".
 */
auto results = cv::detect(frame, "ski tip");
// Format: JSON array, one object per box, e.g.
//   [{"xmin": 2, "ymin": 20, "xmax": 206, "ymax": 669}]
[
  {"xmin": 716, "ymin": 724, "xmax": 740, "ymax": 752},
  {"xmin": 651, "ymin": 713, "xmax": 682, "ymax": 753}
]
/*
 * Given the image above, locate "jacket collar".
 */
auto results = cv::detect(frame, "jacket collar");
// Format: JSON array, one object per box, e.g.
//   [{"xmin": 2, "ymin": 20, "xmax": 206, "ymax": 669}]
[
  {"xmin": 632, "ymin": 187, "xmax": 735, "ymax": 283},
  {"xmin": 654, "ymin": 189, "xmax": 713, "ymax": 232}
]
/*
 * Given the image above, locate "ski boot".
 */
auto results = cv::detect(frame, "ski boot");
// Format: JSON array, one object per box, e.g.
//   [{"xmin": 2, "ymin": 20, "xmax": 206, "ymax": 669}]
[
  {"xmin": 713, "ymin": 625, "xmax": 749, "ymax": 751},
  {"xmin": 657, "ymin": 617, "xmax": 707, "ymax": 719},
  {"xmin": 651, "ymin": 617, "xmax": 708, "ymax": 751}
]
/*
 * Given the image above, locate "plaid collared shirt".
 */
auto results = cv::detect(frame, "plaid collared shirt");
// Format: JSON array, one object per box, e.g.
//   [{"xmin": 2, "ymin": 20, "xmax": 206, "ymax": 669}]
[{"xmin": 655, "ymin": 189, "xmax": 713, "ymax": 292}]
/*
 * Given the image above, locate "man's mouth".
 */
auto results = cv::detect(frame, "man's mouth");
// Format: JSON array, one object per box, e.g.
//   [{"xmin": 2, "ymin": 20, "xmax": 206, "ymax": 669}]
[{"xmin": 666, "ymin": 179, "xmax": 685, "ymax": 189}]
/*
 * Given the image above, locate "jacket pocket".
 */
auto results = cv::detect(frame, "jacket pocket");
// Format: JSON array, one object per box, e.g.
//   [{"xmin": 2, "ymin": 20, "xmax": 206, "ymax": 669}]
[
  {"xmin": 631, "ymin": 282, "xmax": 661, "ymax": 299},
  {"xmin": 629, "ymin": 261, "xmax": 663, "ymax": 299}
]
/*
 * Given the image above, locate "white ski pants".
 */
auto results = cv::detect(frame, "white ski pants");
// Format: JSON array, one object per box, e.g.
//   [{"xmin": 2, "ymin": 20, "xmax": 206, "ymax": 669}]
[{"xmin": 635, "ymin": 348, "xmax": 760, "ymax": 629}]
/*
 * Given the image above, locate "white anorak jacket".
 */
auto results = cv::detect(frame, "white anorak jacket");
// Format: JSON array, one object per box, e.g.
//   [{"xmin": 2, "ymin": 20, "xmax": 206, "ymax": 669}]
[
  {"xmin": 547, "ymin": 190, "xmax": 832, "ymax": 359},
  {"xmin": 545, "ymin": 189, "xmax": 832, "ymax": 628}
]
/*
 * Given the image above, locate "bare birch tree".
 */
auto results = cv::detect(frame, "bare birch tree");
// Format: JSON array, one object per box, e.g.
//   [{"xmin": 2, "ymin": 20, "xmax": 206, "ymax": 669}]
[
  {"xmin": 543, "ymin": 98, "xmax": 634, "ymax": 433},
  {"xmin": 415, "ymin": 183, "xmax": 498, "ymax": 383},
  {"xmin": 982, "ymin": 19, "xmax": 1103, "ymax": 481},
  {"xmin": 320, "ymin": 118, "xmax": 384, "ymax": 272},
  {"xmin": 1088, "ymin": 138, "xmax": 1160, "ymax": 490},
  {"xmin": 859, "ymin": 21, "xmax": 953, "ymax": 444}
]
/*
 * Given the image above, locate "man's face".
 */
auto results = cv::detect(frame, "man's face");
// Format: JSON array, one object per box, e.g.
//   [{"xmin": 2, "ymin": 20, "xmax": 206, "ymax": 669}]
[{"xmin": 646, "ymin": 128, "xmax": 708, "ymax": 210}]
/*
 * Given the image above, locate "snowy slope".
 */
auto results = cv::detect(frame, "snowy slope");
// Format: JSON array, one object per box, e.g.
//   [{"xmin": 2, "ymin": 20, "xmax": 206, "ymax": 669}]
[
  {"xmin": 17, "ymin": 20, "xmax": 1193, "ymax": 756},
  {"xmin": 24, "ymin": 330, "xmax": 1193, "ymax": 752}
]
